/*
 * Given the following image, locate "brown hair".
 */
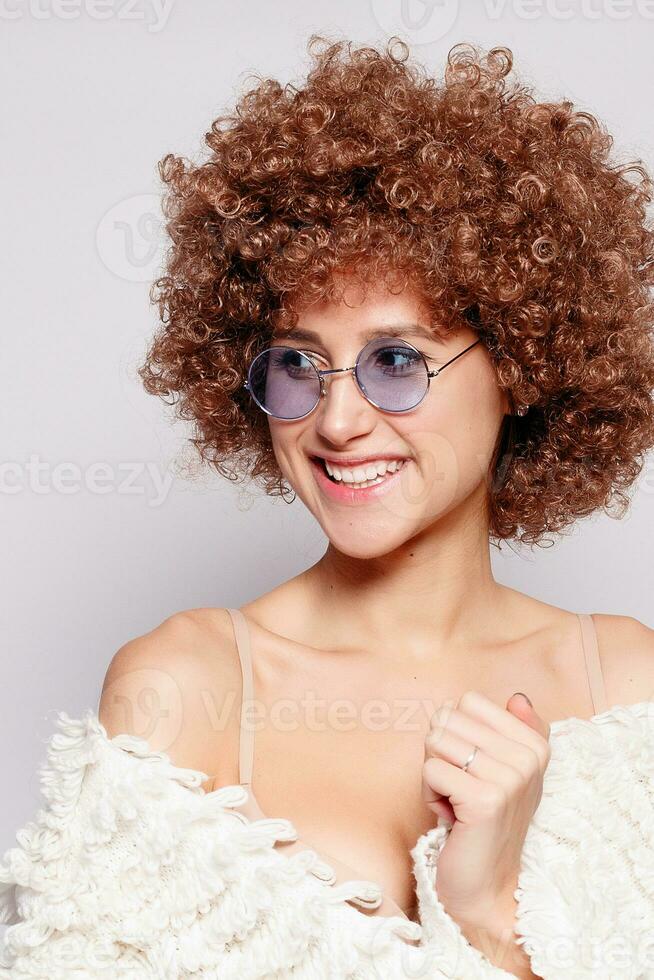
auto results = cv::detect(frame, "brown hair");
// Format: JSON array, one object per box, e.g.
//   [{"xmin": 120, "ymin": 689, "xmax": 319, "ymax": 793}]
[{"xmin": 139, "ymin": 36, "xmax": 654, "ymax": 547}]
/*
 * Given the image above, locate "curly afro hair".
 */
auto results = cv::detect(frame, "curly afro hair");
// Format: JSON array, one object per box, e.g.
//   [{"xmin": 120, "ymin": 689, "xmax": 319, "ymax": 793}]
[{"xmin": 139, "ymin": 35, "xmax": 654, "ymax": 548}]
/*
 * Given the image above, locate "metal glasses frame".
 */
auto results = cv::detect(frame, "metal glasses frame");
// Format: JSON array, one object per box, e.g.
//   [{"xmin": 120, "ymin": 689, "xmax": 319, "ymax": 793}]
[{"xmin": 243, "ymin": 336, "xmax": 482, "ymax": 420}]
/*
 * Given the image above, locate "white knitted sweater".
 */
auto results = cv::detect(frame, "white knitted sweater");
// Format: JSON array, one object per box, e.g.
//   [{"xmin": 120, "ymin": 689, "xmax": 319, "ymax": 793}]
[{"xmin": 0, "ymin": 702, "xmax": 652, "ymax": 979}]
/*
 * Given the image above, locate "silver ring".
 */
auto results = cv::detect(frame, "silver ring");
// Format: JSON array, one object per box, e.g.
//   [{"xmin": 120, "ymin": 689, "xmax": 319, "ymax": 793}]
[{"xmin": 461, "ymin": 745, "xmax": 480, "ymax": 772}]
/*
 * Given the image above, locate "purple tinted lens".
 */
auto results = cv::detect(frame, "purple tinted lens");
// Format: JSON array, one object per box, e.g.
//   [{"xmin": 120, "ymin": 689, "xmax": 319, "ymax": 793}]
[
  {"xmin": 357, "ymin": 342, "xmax": 428, "ymax": 411},
  {"xmin": 248, "ymin": 347, "xmax": 320, "ymax": 419},
  {"xmin": 247, "ymin": 341, "xmax": 429, "ymax": 418}
]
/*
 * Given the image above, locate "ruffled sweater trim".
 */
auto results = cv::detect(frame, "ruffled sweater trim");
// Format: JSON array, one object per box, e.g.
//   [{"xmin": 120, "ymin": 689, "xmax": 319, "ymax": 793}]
[{"xmin": 0, "ymin": 702, "xmax": 652, "ymax": 978}]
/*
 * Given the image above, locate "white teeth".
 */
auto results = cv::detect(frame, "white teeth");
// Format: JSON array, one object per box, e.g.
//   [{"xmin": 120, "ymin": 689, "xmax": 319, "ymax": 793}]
[{"xmin": 323, "ymin": 458, "xmax": 407, "ymax": 484}]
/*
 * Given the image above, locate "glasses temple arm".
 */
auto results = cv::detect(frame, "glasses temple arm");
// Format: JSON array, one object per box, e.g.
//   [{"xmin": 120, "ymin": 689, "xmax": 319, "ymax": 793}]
[{"xmin": 432, "ymin": 339, "xmax": 481, "ymax": 374}]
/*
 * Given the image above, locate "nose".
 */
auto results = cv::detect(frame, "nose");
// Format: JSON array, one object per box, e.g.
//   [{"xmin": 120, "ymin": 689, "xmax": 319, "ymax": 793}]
[{"xmin": 313, "ymin": 366, "xmax": 377, "ymax": 444}]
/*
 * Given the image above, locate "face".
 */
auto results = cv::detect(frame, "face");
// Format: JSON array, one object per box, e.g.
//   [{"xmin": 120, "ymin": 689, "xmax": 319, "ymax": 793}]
[{"xmin": 266, "ymin": 277, "xmax": 510, "ymax": 559}]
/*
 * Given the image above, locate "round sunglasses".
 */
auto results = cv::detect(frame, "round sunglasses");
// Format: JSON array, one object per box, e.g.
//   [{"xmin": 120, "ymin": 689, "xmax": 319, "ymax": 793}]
[{"xmin": 243, "ymin": 335, "xmax": 481, "ymax": 420}]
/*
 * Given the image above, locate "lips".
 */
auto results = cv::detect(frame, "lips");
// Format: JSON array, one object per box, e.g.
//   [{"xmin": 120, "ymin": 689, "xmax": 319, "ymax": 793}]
[
  {"xmin": 310, "ymin": 454, "xmax": 409, "ymax": 467},
  {"xmin": 309, "ymin": 454, "xmax": 410, "ymax": 504}
]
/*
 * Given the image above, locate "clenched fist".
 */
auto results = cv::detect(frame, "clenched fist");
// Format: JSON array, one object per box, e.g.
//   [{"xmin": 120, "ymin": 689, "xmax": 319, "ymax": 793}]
[{"xmin": 422, "ymin": 689, "xmax": 551, "ymax": 929}]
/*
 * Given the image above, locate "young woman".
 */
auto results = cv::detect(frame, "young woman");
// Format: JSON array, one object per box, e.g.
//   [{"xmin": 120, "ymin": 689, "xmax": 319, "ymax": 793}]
[{"xmin": 2, "ymin": 37, "xmax": 653, "ymax": 980}]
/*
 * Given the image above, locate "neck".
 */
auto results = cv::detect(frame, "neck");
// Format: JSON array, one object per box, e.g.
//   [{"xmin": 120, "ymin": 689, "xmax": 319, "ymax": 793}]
[{"xmin": 301, "ymin": 502, "xmax": 511, "ymax": 664}]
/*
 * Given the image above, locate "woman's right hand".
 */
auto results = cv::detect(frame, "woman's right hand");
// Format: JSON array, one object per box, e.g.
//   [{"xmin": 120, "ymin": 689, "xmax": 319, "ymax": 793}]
[{"xmin": 421, "ymin": 689, "xmax": 551, "ymax": 929}]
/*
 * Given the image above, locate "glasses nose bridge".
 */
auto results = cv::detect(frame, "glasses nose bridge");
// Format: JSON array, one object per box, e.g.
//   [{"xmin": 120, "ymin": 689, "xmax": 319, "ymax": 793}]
[{"xmin": 316, "ymin": 363, "xmax": 358, "ymax": 398}]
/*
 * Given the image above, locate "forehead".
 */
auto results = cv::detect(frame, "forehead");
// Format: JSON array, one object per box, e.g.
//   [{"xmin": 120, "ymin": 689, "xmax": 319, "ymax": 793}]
[
  {"xmin": 273, "ymin": 322, "xmax": 440, "ymax": 345},
  {"xmin": 273, "ymin": 280, "xmax": 447, "ymax": 345}
]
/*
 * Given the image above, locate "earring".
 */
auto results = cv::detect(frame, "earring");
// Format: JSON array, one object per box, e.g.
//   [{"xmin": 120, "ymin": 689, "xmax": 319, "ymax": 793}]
[
  {"xmin": 280, "ymin": 481, "xmax": 297, "ymax": 504},
  {"xmin": 516, "ymin": 405, "xmax": 528, "ymax": 417}
]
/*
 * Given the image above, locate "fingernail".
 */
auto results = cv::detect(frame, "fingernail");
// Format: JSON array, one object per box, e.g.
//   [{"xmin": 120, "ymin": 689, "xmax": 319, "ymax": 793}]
[{"xmin": 514, "ymin": 692, "xmax": 532, "ymax": 707}]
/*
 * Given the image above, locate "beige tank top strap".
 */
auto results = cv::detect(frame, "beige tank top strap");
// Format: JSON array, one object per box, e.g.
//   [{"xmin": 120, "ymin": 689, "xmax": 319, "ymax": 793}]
[
  {"xmin": 577, "ymin": 613, "xmax": 609, "ymax": 716},
  {"xmin": 225, "ymin": 608, "xmax": 255, "ymax": 787}
]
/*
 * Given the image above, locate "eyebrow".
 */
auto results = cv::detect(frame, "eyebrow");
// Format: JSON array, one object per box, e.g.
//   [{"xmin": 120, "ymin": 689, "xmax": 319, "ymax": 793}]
[{"xmin": 271, "ymin": 323, "xmax": 443, "ymax": 344}]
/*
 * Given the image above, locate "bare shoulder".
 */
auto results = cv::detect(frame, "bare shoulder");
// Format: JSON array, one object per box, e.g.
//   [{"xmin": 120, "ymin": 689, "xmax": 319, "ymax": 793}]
[
  {"xmin": 98, "ymin": 607, "xmax": 242, "ymax": 790},
  {"xmin": 591, "ymin": 612, "xmax": 654, "ymax": 707}
]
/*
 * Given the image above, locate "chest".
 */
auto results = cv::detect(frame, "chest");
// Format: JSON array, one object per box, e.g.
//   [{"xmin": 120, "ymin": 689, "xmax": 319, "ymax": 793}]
[
  {"xmin": 246, "ymin": 665, "xmax": 502, "ymax": 918},
  {"xmin": 252, "ymin": 710, "xmax": 435, "ymax": 917},
  {"xmin": 232, "ymin": 629, "xmax": 594, "ymax": 920}
]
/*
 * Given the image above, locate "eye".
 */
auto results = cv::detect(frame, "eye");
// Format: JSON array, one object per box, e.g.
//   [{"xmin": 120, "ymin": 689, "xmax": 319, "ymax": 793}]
[{"xmin": 298, "ymin": 348, "xmax": 329, "ymax": 367}]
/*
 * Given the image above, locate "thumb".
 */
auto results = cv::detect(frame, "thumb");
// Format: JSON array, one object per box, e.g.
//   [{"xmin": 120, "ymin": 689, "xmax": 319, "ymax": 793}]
[{"xmin": 507, "ymin": 691, "xmax": 551, "ymax": 740}]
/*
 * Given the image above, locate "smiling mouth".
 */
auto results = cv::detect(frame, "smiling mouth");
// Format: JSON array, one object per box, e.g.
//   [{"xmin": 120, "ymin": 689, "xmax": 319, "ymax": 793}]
[{"xmin": 311, "ymin": 456, "xmax": 409, "ymax": 489}]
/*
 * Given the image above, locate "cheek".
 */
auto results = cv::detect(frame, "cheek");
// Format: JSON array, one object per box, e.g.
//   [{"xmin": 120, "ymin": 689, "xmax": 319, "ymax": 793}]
[
  {"xmin": 268, "ymin": 420, "xmax": 307, "ymax": 474},
  {"xmin": 457, "ymin": 386, "xmax": 507, "ymax": 492},
  {"xmin": 407, "ymin": 380, "xmax": 503, "ymax": 494}
]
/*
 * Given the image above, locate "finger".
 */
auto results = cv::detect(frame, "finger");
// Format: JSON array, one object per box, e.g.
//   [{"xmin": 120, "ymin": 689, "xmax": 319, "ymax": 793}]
[
  {"xmin": 422, "ymin": 755, "xmax": 506, "ymax": 822},
  {"xmin": 435, "ymin": 690, "xmax": 550, "ymax": 757},
  {"xmin": 420, "ymin": 767, "xmax": 456, "ymax": 817},
  {"xmin": 506, "ymin": 692, "xmax": 551, "ymax": 741},
  {"xmin": 424, "ymin": 724, "xmax": 527, "ymax": 795},
  {"xmin": 427, "ymin": 707, "xmax": 550, "ymax": 775},
  {"xmin": 429, "ymin": 798, "xmax": 456, "ymax": 823}
]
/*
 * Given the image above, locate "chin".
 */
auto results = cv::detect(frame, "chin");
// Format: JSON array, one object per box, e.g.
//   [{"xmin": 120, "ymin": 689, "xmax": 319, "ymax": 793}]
[{"xmin": 321, "ymin": 519, "xmax": 421, "ymax": 560}]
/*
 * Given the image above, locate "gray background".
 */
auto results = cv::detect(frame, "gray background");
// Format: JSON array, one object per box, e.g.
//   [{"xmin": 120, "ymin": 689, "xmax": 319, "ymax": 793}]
[{"xmin": 2, "ymin": 0, "xmax": 653, "ymax": 862}]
